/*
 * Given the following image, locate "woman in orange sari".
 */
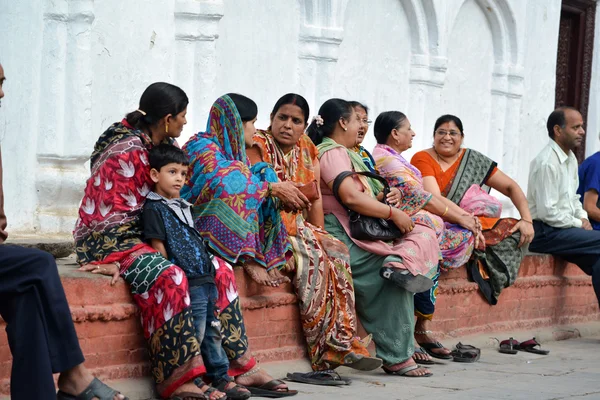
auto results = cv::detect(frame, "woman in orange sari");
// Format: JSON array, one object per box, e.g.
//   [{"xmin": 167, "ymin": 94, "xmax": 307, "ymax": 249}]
[
  {"xmin": 248, "ymin": 93, "xmax": 381, "ymax": 379},
  {"xmin": 411, "ymin": 114, "xmax": 534, "ymax": 305}
]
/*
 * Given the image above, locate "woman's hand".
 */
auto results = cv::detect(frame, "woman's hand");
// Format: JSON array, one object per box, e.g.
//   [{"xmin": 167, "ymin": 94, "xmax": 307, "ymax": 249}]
[
  {"xmin": 386, "ymin": 188, "xmax": 401, "ymax": 207},
  {"xmin": 391, "ymin": 208, "xmax": 415, "ymax": 234},
  {"xmin": 457, "ymin": 213, "xmax": 478, "ymax": 233},
  {"xmin": 271, "ymin": 182, "xmax": 310, "ymax": 212},
  {"xmin": 476, "ymin": 231, "xmax": 486, "ymax": 250},
  {"xmin": 511, "ymin": 220, "xmax": 534, "ymax": 247},
  {"xmin": 78, "ymin": 263, "xmax": 121, "ymax": 286}
]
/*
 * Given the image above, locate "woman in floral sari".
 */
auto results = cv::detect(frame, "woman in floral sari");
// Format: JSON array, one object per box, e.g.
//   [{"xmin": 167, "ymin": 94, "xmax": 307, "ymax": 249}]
[
  {"xmin": 75, "ymin": 83, "xmax": 223, "ymax": 400},
  {"xmin": 309, "ymin": 98, "xmax": 438, "ymax": 378},
  {"xmin": 182, "ymin": 94, "xmax": 305, "ymax": 397},
  {"xmin": 248, "ymin": 93, "xmax": 381, "ymax": 377},
  {"xmin": 411, "ymin": 114, "xmax": 534, "ymax": 305},
  {"xmin": 372, "ymin": 111, "xmax": 479, "ymax": 361}
]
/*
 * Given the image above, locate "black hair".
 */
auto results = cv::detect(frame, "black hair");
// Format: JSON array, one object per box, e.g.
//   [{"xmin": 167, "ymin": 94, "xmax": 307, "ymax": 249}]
[
  {"xmin": 374, "ymin": 111, "xmax": 407, "ymax": 144},
  {"xmin": 149, "ymin": 144, "xmax": 189, "ymax": 171},
  {"xmin": 271, "ymin": 93, "xmax": 310, "ymax": 125},
  {"xmin": 227, "ymin": 93, "xmax": 258, "ymax": 122},
  {"xmin": 125, "ymin": 82, "xmax": 188, "ymax": 131},
  {"xmin": 433, "ymin": 114, "xmax": 464, "ymax": 137},
  {"xmin": 348, "ymin": 101, "xmax": 369, "ymax": 114},
  {"xmin": 306, "ymin": 98, "xmax": 354, "ymax": 145},
  {"xmin": 547, "ymin": 106, "xmax": 580, "ymax": 138}
]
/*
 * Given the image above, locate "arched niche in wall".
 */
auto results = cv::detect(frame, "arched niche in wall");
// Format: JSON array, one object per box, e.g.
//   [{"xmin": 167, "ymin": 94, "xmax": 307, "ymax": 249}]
[{"xmin": 440, "ymin": 0, "xmax": 496, "ymax": 155}]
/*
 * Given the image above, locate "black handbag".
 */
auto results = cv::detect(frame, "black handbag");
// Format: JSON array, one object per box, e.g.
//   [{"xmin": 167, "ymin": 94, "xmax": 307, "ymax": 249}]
[{"xmin": 332, "ymin": 170, "xmax": 403, "ymax": 241}]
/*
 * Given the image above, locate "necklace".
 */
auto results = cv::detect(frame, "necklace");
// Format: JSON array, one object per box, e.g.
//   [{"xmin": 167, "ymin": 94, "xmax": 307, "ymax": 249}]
[{"xmin": 433, "ymin": 148, "xmax": 459, "ymax": 166}]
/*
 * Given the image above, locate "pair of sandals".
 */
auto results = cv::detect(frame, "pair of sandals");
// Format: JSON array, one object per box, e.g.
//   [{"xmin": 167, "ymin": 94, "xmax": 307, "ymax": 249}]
[
  {"xmin": 499, "ymin": 337, "xmax": 550, "ymax": 355},
  {"xmin": 415, "ymin": 342, "xmax": 480, "ymax": 364}
]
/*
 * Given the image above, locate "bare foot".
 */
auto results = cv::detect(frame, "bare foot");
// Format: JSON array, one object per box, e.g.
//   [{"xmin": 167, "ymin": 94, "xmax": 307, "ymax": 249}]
[
  {"xmin": 267, "ymin": 267, "xmax": 290, "ymax": 285},
  {"xmin": 282, "ymin": 256, "xmax": 295, "ymax": 273},
  {"xmin": 412, "ymin": 348, "xmax": 433, "ymax": 363},
  {"xmin": 243, "ymin": 261, "xmax": 278, "ymax": 287},
  {"xmin": 235, "ymin": 367, "xmax": 288, "ymax": 392},
  {"xmin": 57, "ymin": 364, "xmax": 125, "ymax": 400},
  {"xmin": 414, "ymin": 319, "xmax": 451, "ymax": 357},
  {"xmin": 386, "ymin": 359, "xmax": 431, "ymax": 377}
]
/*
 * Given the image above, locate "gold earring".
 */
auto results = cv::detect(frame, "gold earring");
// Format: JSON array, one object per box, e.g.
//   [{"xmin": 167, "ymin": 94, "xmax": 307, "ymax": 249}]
[{"xmin": 165, "ymin": 124, "xmax": 169, "ymax": 134}]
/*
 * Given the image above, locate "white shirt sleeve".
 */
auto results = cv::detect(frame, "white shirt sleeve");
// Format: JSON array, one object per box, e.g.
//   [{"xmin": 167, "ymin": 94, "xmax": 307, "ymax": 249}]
[{"xmin": 533, "ymin": 162, "xmax": 582, "ymax": 228}]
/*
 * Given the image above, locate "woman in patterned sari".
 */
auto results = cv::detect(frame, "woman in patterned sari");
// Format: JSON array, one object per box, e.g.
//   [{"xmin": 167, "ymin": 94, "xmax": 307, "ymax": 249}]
[
  {"xmin": 182, "ymin": 94, "xmax": 305, "ymax": 397},
  {"xmin": 411, "ymin": 114, "xmax": 534, "ymax": 306},
  {"xmin": 74, "ymin": 83, "xmax": 225, "ymax": 399},
  {"xmin": 309, "ymin": 98, "xmax": 439, "ymax": 378},
  {"xmin": 248, "ymin": 93, "xmax": 381, "ymax": 376},
  {"xmin": 372, "ymin": 111, "xmax": 479, "ymax": 361}
]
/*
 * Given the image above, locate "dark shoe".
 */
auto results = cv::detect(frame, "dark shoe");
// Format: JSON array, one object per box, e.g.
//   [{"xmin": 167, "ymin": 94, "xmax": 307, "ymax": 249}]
[
  {"xmin": 56, "ymin": 377, "xmax": 129, "ymax": 400},
  {"xmin": 286, "ymin": 370, "xmax": 351, "ymax": 386},
  {"xmin": 379, "ymin": 267, "xmax": 434, "ymax": 293},
  {"xmin": 213, "ymin": 379, "xmax": 250, "ymax": 400}
]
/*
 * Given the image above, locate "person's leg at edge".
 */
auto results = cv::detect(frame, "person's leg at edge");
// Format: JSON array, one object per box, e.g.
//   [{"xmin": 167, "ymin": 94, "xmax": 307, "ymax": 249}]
[
  {"xmin": 213, "ymin": 258, "xmax": 290, "ymax": 391},
  {"xmin": 530, "ymin": 221, "xmax": 600, "ymax": 307},
  {"xmin": 189, "ymin": 284, "xmax": 227, "ymax": 400},
  {"xmin": 413, "ymin": 267, "xmax": 450, "ymax": 357},
  {"xmin": 324, "ymin": 215, "xmax": 430, "ymax": 377},
  {"xmin": 0, "ymin": 245, "xmax": 124, "ymax": 400},
  {"xmin": 199, "ymin": 284, "xmax": 249, "ymax": 398}
]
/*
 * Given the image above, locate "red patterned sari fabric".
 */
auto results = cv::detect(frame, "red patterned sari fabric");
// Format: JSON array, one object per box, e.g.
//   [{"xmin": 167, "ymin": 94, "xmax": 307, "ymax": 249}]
[{"xmin": 74, "ymin": 120, "xmax": 205, "ymax": 398}]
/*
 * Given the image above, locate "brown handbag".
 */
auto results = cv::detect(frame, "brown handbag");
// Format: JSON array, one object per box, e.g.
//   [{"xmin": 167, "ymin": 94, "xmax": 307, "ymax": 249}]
[{"xmin": 298, "ymin": 180, "xmax": 320, "ymax": 202}]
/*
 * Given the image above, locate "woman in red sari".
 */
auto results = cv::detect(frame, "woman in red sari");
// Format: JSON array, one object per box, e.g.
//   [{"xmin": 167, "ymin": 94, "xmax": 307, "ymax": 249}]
[{"xmin": 74, "ymin": 83, "xmax": 226, "ymax": 400}]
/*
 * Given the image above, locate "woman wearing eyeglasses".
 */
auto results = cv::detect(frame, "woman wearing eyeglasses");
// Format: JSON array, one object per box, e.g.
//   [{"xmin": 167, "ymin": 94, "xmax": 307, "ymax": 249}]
[
  {"xmin": 350, "ymin": 101, "xmax": 377, "ymax": 173},
  {"xmin": 411, "ymin": 114, "xmax": 533, "ymax": 307}
]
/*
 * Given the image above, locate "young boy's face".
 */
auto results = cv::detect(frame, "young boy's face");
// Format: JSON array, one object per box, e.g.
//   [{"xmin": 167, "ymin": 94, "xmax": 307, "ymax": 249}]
[{"xmin": 150, "ymin": 162, "xmax": 188, "ymax": 199}]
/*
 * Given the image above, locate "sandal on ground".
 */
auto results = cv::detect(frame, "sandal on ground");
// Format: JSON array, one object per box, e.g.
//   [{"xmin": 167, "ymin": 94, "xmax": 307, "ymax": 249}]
[
  {"xmin": 169, "ymin": 392, "xmax": 208, "ymax": 400},
  {"xmin": 56, "ymin": 377, "xmax": 129, "ymax": 400},
  {"xmin": 343, "ymin": 355, "xmax": 383, "ymax": 371},
  {"xmin": 379, "ymin": 267, "xmax": 434, "ymax": 293},
  {"xmin": 451, "ymin": 343, "xmax": 481, "ymax": 363},
  {"xmin": 499, "ymin": 337, "xmax": 519, "ymax": 355},
  {"xmin": 382, "ymin": 364, "xmax": 433, "ymax": 378},
  {"xmin": 518, "ymin": 338, "xmax": 550, "ymax": 355},
  {"xmin": 246, "ymin": 379, "xmax": 298, "ymax": 398},
  {"xmin": 412, "ymin": 347, "xmax": 435, "ymax": 365},
  {"xmin": 417, "ymin": 341, "xmax": 453, "ymax": 360},
  {"xmin": 213, "ymin": 380, "xmax": 250, "ymax": 400},
  {"xmin": 286, "ymin": 370, "xmax": 351, "ymax": 386}
]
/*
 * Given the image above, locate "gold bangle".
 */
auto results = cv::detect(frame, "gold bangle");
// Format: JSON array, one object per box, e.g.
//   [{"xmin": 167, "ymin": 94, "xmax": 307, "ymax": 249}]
[
  {"xmin": 521, "ymin": 219, "xmax": 533, "ymax": 224},
  {"xmin": 441, "ymin": 206, "xmax": 449, "ymax": 217}
]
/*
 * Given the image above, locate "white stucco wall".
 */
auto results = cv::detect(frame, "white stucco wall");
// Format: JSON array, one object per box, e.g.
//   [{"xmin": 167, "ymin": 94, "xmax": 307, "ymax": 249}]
[{"xmin": 0, "ymin": 0, "xmax": 594, "ymax": 236}]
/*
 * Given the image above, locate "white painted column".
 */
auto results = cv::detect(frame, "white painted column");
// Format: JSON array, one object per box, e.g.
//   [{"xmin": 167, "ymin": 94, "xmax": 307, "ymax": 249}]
[
  {"xmin": 35, "ymin": 0, "xmax": 95, "ymax": 235},
  {"xmin": 297, "ymin": 25, "xmax": 344, "ymax": 110},
  {"xmin": 408, "ymin": 55, "xmax": 448, "ymax": 151},
  {"xmin": 173, "ymin": 0, "xmax": 224, "ymax": 142}
]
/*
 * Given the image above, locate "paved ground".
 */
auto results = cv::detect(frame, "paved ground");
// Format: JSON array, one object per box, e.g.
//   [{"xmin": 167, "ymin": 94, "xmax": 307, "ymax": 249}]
[{"xmin": 106, "ymin": 331, "xmax": 600, "ymax": 400}]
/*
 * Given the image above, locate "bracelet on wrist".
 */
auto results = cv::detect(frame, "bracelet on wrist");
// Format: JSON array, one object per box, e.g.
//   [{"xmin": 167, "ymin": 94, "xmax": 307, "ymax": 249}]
[
  {"xmin": 441, "ymin": 205, "xmax": 449, "ymax": 217},
  {"xmin": 387, "ymin": 205, "xmax": 393, "ymax": 220},
  {"xmin": 521, "ymin": 219, "xmax": 533, "ymax": 224}
]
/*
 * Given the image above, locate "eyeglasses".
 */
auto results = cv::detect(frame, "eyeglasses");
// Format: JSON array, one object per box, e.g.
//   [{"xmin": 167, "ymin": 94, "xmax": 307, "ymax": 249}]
[
  {"xmin": 435, "ymin": 130, "xmax": 461, "ymax": 137},
  {"xmin": 360, "ymin": 119, "xmax": 373, "ymax": 126}
]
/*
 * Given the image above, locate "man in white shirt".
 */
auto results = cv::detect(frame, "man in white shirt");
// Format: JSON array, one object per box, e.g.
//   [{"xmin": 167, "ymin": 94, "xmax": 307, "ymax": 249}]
[{"xmin": 528, "ymin": 107, "xmax": 600, "ymax": 307}]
